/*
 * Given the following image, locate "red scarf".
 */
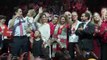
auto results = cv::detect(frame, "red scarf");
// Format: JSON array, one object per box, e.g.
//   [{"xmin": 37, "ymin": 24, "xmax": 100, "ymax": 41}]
[{"xmin": 57, "ymin": 25, "xmax": 66, "ymax": 35}]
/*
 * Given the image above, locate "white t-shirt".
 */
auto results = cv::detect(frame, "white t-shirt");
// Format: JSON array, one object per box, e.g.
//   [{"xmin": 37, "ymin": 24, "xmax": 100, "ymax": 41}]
[
  {"xmin": 69, "ymin": 21, "xmax": 81, "ymax": 42},
  {"xmin": 38, "ymin": 23, "xmax": 50, "ymax": 42}
]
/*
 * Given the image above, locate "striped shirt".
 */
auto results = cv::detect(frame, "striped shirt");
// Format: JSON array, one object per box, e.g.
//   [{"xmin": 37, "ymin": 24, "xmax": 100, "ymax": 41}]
[{"xmin": 13, "ymin": 17, "xmax": 27, "ymax": 36}]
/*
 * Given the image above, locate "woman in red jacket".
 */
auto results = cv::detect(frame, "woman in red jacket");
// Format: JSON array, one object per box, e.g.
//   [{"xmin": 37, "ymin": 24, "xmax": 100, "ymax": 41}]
[
  {"xmin": 0, "ymin": 15, "xmax": 11, "ymax": 54},
  {"xmin": 100, "ymin": 12, "xmax": 107, "ymax": 60},
  {"xmin": 92, "ymin": 12, "xmax": 102, "ymax": 59}
]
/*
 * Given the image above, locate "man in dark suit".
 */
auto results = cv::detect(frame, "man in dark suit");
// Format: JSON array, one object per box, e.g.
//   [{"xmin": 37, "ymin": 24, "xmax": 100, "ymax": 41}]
[{"xmin": 76, "ymin": 12, "xmax": 95, "ymax": 58}]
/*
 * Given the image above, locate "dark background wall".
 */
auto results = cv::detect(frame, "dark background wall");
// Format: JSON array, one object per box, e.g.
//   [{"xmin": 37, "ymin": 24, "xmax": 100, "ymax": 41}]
[{"xmin": 0, "ymin": 0, "xmax": 107, "ymax": 24}]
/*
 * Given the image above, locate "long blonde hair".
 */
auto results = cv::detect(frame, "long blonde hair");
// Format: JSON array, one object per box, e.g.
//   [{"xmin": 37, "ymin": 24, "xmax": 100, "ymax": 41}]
[
  {"xmin": 92, "ymin": 12, "xmax": 102, "ymax": 26},
  {"xmin": 101, "ymin": 7, "xmax": 107, "ymax": 20}
]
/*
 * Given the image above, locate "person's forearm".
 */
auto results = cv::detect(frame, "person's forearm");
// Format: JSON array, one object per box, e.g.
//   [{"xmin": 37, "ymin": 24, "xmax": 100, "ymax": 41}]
[{"xmin": 34, "ymin": 13, "xmax": 41, "ymax": 22}]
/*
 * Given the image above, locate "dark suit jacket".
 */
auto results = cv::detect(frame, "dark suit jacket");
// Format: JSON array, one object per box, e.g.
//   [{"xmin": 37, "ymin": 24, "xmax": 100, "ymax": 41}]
[
  {"xmin": 76, "ymin": 22, "xmax": 95, "ymax": 40},
  {"xmin": 75, "ymin": 21, "xmax": 95, "ymax": 51}
]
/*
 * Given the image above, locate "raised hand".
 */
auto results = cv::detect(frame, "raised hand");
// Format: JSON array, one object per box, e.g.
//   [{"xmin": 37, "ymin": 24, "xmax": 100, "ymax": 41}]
[
  {"xmin": 95, "ymin": 27, "xmax": 100, "ymax": 33},
  {"xmin": 78, "ymin": 26, "xmax": 83, "ymax": 31},
  {"xmin": 12, "ymin": 14, "xmax": 21, "ymax": 19},
  {"xmin": 38, "ymin": 7, "xmax": 43, "ymax": 14}
]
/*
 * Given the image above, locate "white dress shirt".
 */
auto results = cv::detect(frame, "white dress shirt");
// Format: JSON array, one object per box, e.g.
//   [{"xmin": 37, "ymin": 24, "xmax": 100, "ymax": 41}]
[
  {"xmin": 13, "ymin": 17, "xmax": 27, "ymax": 36},
  {"xmin": 83, "ymin": 20, "xmax": 90, "ymax": 29}
]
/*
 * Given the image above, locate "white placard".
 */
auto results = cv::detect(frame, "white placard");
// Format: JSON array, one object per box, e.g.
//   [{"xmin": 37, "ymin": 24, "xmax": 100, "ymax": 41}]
[{"xmin": 69, "ymin": 34, "xmax": 79, "ymax": 42}]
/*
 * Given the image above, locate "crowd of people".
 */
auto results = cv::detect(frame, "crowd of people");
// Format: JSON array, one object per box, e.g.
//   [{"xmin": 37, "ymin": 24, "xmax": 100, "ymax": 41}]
[{"xmin": 0, "ymin": 5, "xmax": 107, "ymax": 60}]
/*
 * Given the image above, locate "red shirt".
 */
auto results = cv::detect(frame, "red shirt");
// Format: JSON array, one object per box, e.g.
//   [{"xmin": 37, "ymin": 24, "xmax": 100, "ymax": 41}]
[
  {"xmin": 100, "ymin": 21, "xmax": 107, "ymax": 43},
  {"xmin": 49, "ymin": 22, "xmax": 57, "ymax": 36},
  {"xmin": 0, "ymin": 24, "xmax": 11, "ymax": 37}
]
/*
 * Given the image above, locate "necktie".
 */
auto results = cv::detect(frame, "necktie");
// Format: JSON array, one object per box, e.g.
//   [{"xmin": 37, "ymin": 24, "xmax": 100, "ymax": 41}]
[{"xmin": 19, "ymin": 20, "xmax": 23, "ymax": 36}]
